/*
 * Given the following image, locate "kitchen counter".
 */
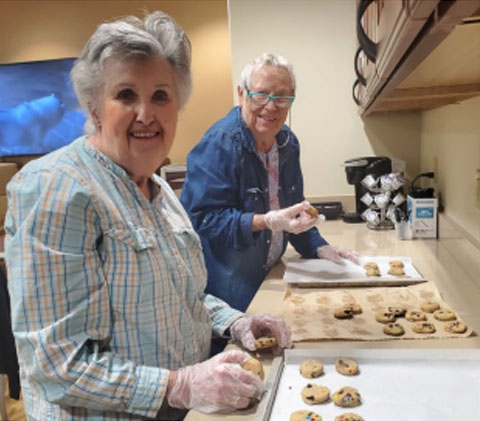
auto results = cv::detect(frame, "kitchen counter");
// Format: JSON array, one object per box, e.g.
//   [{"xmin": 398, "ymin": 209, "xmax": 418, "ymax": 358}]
[{"xmin": 185, "ymin": 215, "xmax": 480, "ymax": 421}]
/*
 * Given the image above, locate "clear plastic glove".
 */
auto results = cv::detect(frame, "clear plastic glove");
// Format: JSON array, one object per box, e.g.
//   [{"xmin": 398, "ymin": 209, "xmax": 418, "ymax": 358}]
[
  {"xmin": 317, "ymin": 244, "xmax": 361, "ymax": 265},
  {"xmin": 265, "ymin": 201, "xmax": 317, "ymax": 234},
  {"xmin": 167, "ymin": 350, "xmax": 265, "ymax": 413},
  {"xmin": 230, "ymin": 313, "xmax": 292, "ymax": 353}
]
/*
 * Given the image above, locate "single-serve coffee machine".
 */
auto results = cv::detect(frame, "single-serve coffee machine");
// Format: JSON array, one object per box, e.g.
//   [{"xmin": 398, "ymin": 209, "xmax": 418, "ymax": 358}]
[{"xmin": 342, "ymin": 156, "xmax": 392, "ymax": 224}]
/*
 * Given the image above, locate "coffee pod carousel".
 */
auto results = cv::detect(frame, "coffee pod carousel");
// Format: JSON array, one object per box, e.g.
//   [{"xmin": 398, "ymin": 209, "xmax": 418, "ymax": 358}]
[{"xmin": 360, "ymin": 173, "xmax": 405, "ymax": 230}]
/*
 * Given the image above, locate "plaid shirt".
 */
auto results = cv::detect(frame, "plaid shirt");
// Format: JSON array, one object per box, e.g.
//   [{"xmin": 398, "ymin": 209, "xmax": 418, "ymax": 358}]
[{"xmin": 4, "ymin": 137, "xmax": 242, "ymax": 420}]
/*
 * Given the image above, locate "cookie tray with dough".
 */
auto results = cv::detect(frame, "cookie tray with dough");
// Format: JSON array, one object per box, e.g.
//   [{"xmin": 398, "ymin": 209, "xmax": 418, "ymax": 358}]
[
  {"xmin": 282, "ymin": 256, "xmax": 425, "ymax": 287},
  {"xmin": 258, "ymin": 348, "xmax": 480, "ymax": 421}
]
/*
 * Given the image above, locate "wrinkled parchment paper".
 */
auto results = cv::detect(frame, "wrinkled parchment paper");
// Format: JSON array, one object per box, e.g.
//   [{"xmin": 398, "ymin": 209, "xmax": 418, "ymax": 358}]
[{"xmin": 283, "ymin": 282, "xmax": 474, "ymax": 341}]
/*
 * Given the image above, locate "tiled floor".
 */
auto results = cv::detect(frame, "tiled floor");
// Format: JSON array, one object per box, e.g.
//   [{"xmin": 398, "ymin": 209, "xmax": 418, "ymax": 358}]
[{"xmin": 1, "ymin": 376, "xmax": 26, "ymax": 421}]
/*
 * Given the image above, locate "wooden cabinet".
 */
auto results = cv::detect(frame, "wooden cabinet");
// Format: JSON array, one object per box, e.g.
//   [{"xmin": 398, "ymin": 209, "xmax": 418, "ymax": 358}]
[{"xmin": 354, "ymin": 0, "xmax": 480, "ymax": 115}]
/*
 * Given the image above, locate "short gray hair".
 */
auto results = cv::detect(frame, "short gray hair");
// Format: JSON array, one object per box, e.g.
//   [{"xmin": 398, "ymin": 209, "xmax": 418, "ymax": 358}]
[
  {"xmin": 71, "ymin": 11, "xmax": 192, "ymax": 134},
  {"xmin": 239, "ymin": 53, "xmax": 296, "ymax": 94}
]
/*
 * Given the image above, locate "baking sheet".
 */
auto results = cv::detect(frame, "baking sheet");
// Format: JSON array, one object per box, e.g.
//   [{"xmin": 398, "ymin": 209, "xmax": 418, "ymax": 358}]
[
  {"xmin": 284, "ymin": 282, "xmax": 474, "ymax": 341},
  {"xmin": 259, "ymin": 348, "xmax": 480, "ymax": 421},
  {"xmin": 283, "ymin": 256, "xmax": 426, "ymax": 287}
]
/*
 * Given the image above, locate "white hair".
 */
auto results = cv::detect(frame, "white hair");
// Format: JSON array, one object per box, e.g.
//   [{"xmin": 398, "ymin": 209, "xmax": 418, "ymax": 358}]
[
  {"xmin": 71, "ymin": 11, "xmax": 192, "ymax": 134},
  {"xmin": 239, "ymin": 53, "xmax": 296, "ymax": 94}
]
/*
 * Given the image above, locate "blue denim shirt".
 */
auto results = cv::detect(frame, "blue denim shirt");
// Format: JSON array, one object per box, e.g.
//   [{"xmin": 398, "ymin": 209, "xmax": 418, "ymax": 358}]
[{"xmin": 180, "ymin": 107, "xmax": 328, "ymax": 311}]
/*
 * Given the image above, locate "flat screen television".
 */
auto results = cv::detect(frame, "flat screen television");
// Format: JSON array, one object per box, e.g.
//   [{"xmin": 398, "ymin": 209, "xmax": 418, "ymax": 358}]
[{"xmin": 0, "ymin": 57, "xmax": 86, "ymax": 157}]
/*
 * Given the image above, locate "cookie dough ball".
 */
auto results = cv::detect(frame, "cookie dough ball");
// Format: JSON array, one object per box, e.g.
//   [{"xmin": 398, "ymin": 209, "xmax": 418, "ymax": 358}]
[
  {"xmin": 300, "ymin": 359, "xmax": 324, "ymax": 379},
  {"xmin": 405, "ymin": 310, "xmax": 427, "ymax": 322},
  {"xmin": 388, "ymin": 261, "xmax": 405, "ymax": 276},
  {"xmin": 364, "ymin": 262, "xmax": 380, "ymax": 277},
  {"xmin": 335, "ymin": 413, "xmax": 365, "ymax": 421},
  {"xmin": 333, "ymin": 386, "xmax": 361, "ymax": 408},
  {"xmin": 306, "ymin": 205, "xmax": 319, "ymax": 217},
  {"xmin": 254, "ymin": 336, "xmax": 278, "ymax": 350},
  {"xmin": 301, "ymin": 383, "xmax": 330, "ymax": 405},
  {"xmin": 433, "ymin": 309, "xmax": 457, "ymax": 321},
  {"xmin": 241, "ymin": 358, "xmax": 264, "ymax": 380},
  {"xmin": 444, "ymin": 320, "xmax": 467, "ymax": 334},
  {"xmin": 334, "ymin": 306, "xmax": 354, "ymax": 319},
  {"xmin": 420, "ymin": 300, "xmax": 440, "ymax": 313},
  {"xmin": 375, "ymin": 310, "xmax": 396, "ymax": 323},
  {"xmin": 389, "ymin": 260, "xmax": 404, "ymax": 269},
  {"xmin": 383, "ymin": 323, "xmax": 405, "ymax": 336},
  {"xmin": 411, "ymin": 322, "xmax": 436, "ymax": 334},
  {"xmin": 387, "ymin": 305, "xmax": 407, "ymax": 317},
  {"xmin": 335, "ymin": 358, "xmax": 359, "ymax": 376},
  {"xmin": 290, "ymin": 410, "xmax": 322, "ymax": 421}
]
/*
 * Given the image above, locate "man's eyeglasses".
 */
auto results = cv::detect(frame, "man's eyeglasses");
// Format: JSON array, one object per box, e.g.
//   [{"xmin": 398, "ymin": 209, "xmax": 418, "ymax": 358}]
[{"xmin": 247, "ymin": 90, "xmax": 295, "ymax": 109}]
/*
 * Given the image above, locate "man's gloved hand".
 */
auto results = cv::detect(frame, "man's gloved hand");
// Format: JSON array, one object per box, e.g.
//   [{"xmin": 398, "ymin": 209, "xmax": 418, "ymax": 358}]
[
  {"xmin": 265, "ymin": 201, "xmax": 318, "ymax": 234},
  {"xmin": 317, "ymin": 245, "xmax": 361, "ymax": 265},
  {"xmin": 230, "ymin": 313, "xmax": 292, "ymax": 353},
  {"xmin": 167, "ymin": 350, "xmax": 265, "ymax": 413}
]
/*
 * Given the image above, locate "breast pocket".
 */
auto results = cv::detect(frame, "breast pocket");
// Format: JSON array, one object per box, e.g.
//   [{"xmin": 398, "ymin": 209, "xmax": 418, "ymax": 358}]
[
  {"xmin": 243, "ymin": 187, "xmax": 266, "ymax": 213},
  {"xmin": 281, "ymin": 183, "xmax": 301, "ymax": 207},
  {"xmin": 104, "ymin": 227, "xmax": 157, "ymax": 305}
]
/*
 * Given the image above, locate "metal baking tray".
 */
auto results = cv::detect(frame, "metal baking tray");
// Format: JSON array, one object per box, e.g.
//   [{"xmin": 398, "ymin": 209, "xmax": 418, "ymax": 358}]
[
  {"xmin": 255, "ymin": 348, "xmax": 480, "ymax": 420},
  {"xmin": 283, "ymin": 256, "xmax": 426, "ymax": 287}
]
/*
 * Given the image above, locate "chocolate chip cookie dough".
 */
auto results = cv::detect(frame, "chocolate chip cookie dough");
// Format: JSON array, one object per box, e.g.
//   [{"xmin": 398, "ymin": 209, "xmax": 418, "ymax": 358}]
[
  {"xmin": 333, "ymin": 386, "xmax": 361, "ymax": 407},
  {"xmin": 301, "ymin": 383, "xmax": 330, "ymax": 404},
  {"xmin": 300, "ymin": 359, "xmax": 324, "ymax": 378},
  {"xmin": 364, "ymin": 261, "xmax": 380, "ymax": 277},
  {"xmin": 241, "ymin": 358, "xmax": 264, "ymax": 380},
  {"xmin": 383, "ymin": 322, "xmax": 405, "ymax": 336},
  {"xmin": 411, "ymin": 321, "xmax": 436, "ymax": 334},
  {"xmin": 254, "ymin": 336, "xmax": 278, "ymax": 350},
  {"xmin": 444, "ymin": 320, "xmax": 467, "ymax": 333},
  {"xmin": 433, "ymin": 309, "xmax": 457, "ymax": 321},
  {"xmin": 335, "ymin": 358, "xmax": 359, "ymax": 375},
  {"xmin": 290, "ymin": 410, "xmax": 322, "ymax": 421}
]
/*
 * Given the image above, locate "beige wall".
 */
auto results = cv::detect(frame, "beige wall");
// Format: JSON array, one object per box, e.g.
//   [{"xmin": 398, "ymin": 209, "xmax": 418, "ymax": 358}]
[
  {"xmin": 0, "ymin": 0, "xmax": 233, "ymax": 164},
  {"xmin": 421, "ymin": 97, "xmax": 480, "ymax": 244},
  {"xmin": 228, "ymin": 0, "xmax": 421, "ymax": 205}
]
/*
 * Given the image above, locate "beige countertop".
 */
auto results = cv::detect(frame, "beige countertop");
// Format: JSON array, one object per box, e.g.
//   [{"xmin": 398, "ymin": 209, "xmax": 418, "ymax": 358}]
[{"xmin": 186, "ymin": 215, "xmax": 480, "ymax": 421}]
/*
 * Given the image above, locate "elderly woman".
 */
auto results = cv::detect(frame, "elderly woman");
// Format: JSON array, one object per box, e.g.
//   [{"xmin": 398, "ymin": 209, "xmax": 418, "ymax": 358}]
[
  {"xmin": 181, "ymin": 53, "xmax": 360, "ymax": 312},
  {"xmin": 4, "ymin": 13, "xmax": 291, "ymax": 421}
]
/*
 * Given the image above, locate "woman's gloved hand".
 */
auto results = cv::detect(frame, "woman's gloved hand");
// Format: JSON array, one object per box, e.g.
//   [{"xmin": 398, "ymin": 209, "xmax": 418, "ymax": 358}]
[
  {"xmin": 317, "ymin": 245, "xmax": 361, "ymax": 265},
  {"xmin": 167, "ymin": 350, "xmax": 265, "ymax": 413},
  {"xmin": 265, "ymin": 201, "xmax": 317, "ymax": 234},
  {"xmin": 230, "ymin": 313, "xmax": 292, "ymax": 353}
]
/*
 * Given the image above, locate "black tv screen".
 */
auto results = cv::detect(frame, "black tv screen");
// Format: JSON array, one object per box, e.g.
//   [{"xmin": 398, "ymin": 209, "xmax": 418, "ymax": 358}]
[{"xmin": 0, "ymin": 57, "xmax": 86, "ymax": 157}]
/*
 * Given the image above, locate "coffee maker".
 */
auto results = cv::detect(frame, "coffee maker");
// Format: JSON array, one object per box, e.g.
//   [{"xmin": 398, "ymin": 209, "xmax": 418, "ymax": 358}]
[{"xmin": 342, "ymin": 156, "xmax": 392, "ymax": 223}]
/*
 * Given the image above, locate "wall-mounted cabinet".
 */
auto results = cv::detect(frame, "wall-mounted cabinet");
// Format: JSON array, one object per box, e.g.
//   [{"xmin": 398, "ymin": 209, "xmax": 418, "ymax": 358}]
[{"xmin": 354, "ymin": 0, "xmax": 480, "ymax": 115}]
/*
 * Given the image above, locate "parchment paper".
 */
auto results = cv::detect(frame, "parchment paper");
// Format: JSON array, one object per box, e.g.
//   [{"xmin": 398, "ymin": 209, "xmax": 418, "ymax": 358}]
[
  {"xmin": 265, "ymin": 348, "xmax": 480, "ymax": 421},
  {"xmin": 283, "ymin": 282, "xmax": 474, "ymax": 341},
  {"xmin": 283, "ymin": 256, "xmax": 425, "ymax": 287}
]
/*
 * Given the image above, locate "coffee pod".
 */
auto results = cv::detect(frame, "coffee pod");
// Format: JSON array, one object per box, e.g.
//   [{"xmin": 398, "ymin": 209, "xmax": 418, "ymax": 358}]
[
  {"xmin": 360, "ymin": 192, "xmax": 373, "ymax": 206},
  {"xmin": 379, "ymin": 173, "xmax": 404, "ymax": 191},
  {"xmin": 390, "ymin": 173, "xmax": 404, "ymax": 190},
  {"xmin": 392, "ymin": 192, "xmax": 406, "ymax": 206},
  {"xmin": 386, "ymin": 205, "xmax": 397, "ymax": 222},
  {"xmin": 374, "ymin": 192, "xmax": 391, "ymax": 209},
  {"xmin": 361, "ymin": 174, "xmax": 378, "ymax": 189},
  {"xmin": 379, "ymin": 174, "xmax": 394, "ymax": 191},
  {"xmin": 361, "ymin": 208, "xmax": 380, "ymax": 225}
]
